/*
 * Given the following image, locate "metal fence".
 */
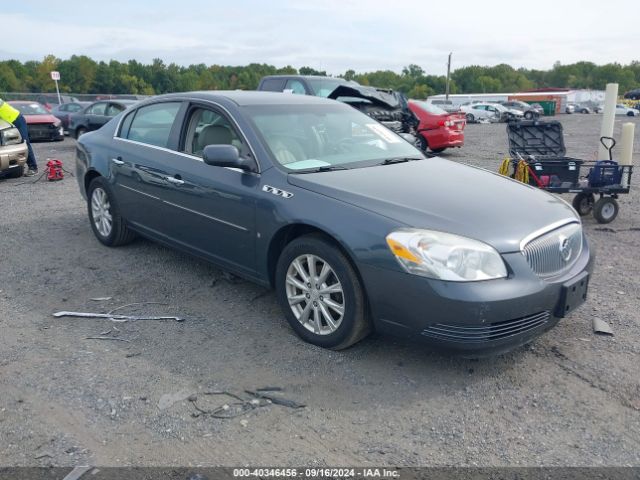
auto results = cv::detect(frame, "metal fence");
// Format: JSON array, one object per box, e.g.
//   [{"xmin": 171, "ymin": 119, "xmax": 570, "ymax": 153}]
[{"xmin": 0, "ymin": 92, "xmax": 150, "ymax": 103}]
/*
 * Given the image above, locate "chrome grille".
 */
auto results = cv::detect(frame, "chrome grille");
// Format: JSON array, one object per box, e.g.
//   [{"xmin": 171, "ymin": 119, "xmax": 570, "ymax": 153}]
[
  {"xmin": 522, "ymin": 222, "xmax": 582, "ymax": 278},
  {"xmin": 421, "ymin": 311, "xmax": 550, "ymax": 343}
]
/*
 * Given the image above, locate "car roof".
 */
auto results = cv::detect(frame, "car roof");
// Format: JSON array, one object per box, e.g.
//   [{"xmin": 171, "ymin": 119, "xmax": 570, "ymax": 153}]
[
  {"xmin": 262, "ymin": 75, "xmax": 340, "ymax": 81},
  {"xmin": 146, "ymin": 91, "xmax": 339, "ymax": 107},
  {"xmin": 8, "ymin": 100, "xmax": 44, "ymax": 105}
]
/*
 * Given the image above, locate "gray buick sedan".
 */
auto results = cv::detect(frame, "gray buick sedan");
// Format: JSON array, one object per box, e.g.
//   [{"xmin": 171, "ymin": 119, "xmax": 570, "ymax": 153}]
[{"xmin": 75, "ymin": 91, "xmax": 593, "ymax": 355}]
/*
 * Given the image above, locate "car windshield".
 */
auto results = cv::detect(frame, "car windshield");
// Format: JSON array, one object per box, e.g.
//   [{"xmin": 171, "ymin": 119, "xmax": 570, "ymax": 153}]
[
  {"xmin": 244, "ymin": 103, "xmax": 423, "ymax": 171},
  {"xmin": 306, "ymin": 78, "xmax": 350, "ymax": 98},
  {"xmin": 414, "ymin": 101, "xmax": 447, "ymax": 115},
  {"xmin": 12, "ymin": 103, "xmax": 49, "ymax": 115}
]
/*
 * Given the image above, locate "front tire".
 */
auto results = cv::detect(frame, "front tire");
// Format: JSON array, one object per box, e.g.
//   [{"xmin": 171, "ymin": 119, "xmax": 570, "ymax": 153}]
[
  {"xmin": 416, "ymin": 134, "xmax": 428, "ymax": 152},
  {"xmin": 275, "ymin": 234, "xmax": 370, "ymax": 350},
  {"xmin": 430, "ymin": 147, "xmax": 446, "ymax": 154},
  {"xmin": 524, "ymin": 111, "xmax": 534, "ymax": 120},
  {"xmin": 75, "ymin": 127, "xmax": 87, "ymax": 139},
  {"xmin": 87, "ymin": 177, "xmax": 136, "ymax": 246}
]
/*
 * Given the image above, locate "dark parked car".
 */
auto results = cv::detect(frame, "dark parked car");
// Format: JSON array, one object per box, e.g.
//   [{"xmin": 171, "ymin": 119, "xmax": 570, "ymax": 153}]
[
  {"xmin": 51, "ymin": 101, "xmax": 91, "ymax": 133},
  {"xmin": 36, "ymin": 94, "xmax": 80, "ymax": 111},
  {"xmin": 75, "ymin": 91, "xmax": 593, "ymax": 356},
  {"xmin": 258, "ymin": 75, "xmax": 418, "ymax": 135},
  {"xmin": 69, "ymin": 99, "xmax": 137, "ymax": 138},
  {"xmin": 8, "ymin": 101, "xmax": 64, "ymax": 142}
]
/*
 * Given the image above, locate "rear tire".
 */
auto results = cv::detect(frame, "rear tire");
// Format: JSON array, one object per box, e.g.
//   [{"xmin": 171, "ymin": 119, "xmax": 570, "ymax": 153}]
[
  {"xmin": 572, "ymin": 193, "xmax": 595, "ymax": 216},
  {"xmin": 275, "ymin": 234, "xmax": 370, "ymax": 350},
  {"xmin": 593, "ymin": 197, "xmax": 619, "ymax": 224},
  {"xmin": 416, "ymin": 134, "xmax": 428, "ymax": 152},
  {"xmin": 627, "ymin": 111, "xmax": 635, "ymax": 117},
  {"xmin": 465, "ymin": 113, "xmax": 475, "ymax": 123},
  {"xmin": 87, "ymin": 177, "xmax": 136, "ymax": 246},
  {"xmin": 430, "ymin": 147, "xmax": 446, "ymax": 154}
]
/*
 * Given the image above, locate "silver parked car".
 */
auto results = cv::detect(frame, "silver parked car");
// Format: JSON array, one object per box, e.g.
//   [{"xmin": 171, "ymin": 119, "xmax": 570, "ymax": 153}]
[{"xmin": 0, "ymin": 119, "xmax": 27, "ymax": 178}]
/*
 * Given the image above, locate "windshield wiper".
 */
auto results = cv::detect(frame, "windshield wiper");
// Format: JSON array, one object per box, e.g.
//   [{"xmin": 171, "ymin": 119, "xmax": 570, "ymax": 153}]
[
  {"xmin": 380, "ymin": 157, "xmax": 423, "ymax": 165},
  {"xmin": 293, "ymin": 165, "xmax": 349, "ymax": 174}
]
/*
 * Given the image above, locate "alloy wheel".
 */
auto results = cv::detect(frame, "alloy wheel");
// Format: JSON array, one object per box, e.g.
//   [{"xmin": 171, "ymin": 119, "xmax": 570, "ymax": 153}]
[
  {"xmin": 91, "ymin": 187, "xmax": 113, "ymax": 237},
  {"xmin": 285, "ymin": 254, "xmax": 344, "ymax": 335}
]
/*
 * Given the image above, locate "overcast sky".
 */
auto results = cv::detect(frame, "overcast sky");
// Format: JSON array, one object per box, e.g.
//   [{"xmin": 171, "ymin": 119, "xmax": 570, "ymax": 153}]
[{"xmin": 1, "ymin": 0, "xmax": 638, "ymax": 75}]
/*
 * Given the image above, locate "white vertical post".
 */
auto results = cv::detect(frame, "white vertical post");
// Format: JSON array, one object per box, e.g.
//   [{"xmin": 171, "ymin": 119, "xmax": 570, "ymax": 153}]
[
  {"xmin": 598, "ymin": 83, "xmax": 618, "ymax": 159},
  {"xmin": 619, "ymin": 122, "xmax": 635, "ymax": 188},
  {"xmin": 54, "ymin": 79, "xmax": 61, "ymax": 105}
]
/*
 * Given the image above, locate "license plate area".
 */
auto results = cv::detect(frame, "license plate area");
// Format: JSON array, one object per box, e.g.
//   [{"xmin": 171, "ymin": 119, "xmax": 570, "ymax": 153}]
[{"xmin": 556, "ymin": 271, "xmax": 589, "ymax": 318}]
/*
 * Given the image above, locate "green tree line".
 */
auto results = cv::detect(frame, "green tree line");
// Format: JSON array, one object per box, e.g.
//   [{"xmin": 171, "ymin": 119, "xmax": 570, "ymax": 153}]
[{"xmin": 1, "ymin": 55, "xmax": 639, "ymax": 98}]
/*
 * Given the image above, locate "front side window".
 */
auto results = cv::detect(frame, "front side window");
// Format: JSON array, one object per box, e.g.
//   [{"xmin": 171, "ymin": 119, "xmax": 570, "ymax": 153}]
[
  {"xmin": 126, "ymin": 102, "xmax": 181, "ymax": 148},
  {"xmin": 284, "ymin": 79, "xmax": 306, "ymax": 95},
  {"xmin": 183, "ymin": 107, "xmax": 243, "ymax": 157},
  {"xmin": 245, "ymin": 103, "xmax": 423, "ymax": 171}
]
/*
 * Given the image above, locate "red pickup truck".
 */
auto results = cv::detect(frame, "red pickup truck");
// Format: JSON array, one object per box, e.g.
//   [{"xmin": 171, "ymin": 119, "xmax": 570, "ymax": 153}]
[{"xmin": 408, "ymin": 100, "xmax": 466, "ymax": 153}]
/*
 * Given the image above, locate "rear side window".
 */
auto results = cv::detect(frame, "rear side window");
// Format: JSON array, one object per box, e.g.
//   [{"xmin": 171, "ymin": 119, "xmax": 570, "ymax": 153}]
[
  {"xmin": 106, "ymin": 103, "xmax": 126, "ymax": 117},
  {"xmin": 260, "ymin": 78, "xmax": 285, "ymax": 91},
  {"xmin": 87, "ymin": 103, "xmax": 107, "ymax": 115},
  {"xmin": 124, "ymin": 102, "xmax": 181, "ymax": 148}
]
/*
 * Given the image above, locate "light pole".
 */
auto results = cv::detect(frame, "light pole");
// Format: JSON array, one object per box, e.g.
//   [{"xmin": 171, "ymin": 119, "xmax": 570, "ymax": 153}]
[{"xmin": 445, "ymin": 52, "xmax": 452, "ymax": 101}]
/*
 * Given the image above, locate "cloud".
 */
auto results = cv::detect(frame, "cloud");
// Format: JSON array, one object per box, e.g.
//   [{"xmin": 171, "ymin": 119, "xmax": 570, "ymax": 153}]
[{"xmin": 1, "ymin": 0, "xmax": 638, "ymax": 75}]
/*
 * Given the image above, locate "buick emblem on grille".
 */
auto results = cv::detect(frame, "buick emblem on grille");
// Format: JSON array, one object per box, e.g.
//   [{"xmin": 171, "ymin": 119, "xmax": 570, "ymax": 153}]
[{"xmin": 558, "ymin": 235, "xmax": 572, "ymax": 262}]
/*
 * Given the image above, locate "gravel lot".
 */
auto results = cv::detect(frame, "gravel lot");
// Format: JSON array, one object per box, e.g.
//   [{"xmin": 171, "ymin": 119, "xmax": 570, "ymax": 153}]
[{"xmin": 0, "ymin": 114, "xmax": 639, "ymax": 467}]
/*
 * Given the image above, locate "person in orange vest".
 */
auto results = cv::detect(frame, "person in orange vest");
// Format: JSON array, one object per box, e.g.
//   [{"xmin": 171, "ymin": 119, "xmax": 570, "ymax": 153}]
[{"xmin": 0, "ymin": 98, "xmax": 38, "ymax": 176}]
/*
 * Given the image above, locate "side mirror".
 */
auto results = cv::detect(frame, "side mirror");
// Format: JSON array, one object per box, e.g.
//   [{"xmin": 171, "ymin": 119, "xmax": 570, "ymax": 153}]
[{"xmin": 202, "ymin": 145, "xmax": 256, "ymax": 172}]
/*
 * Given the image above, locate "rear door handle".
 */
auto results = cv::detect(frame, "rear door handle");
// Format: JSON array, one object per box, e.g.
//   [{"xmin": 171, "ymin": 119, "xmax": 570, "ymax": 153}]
[
  {"xmin": 165, "ymin": 176, "xmax": 184, "ymax": 185},
  {"xmin": 111, "ymin": 157, "xmax": 124, "ymax": 165}
]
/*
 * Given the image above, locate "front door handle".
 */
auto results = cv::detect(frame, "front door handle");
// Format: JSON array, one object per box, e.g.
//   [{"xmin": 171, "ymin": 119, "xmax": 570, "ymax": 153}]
[
  {"xmin": 165, "ymin": 176, "xmax": 184, "ymax": 186},
  {"xmin": 111, "ymin": 157, "xmax": 124, "ymax": 166}
]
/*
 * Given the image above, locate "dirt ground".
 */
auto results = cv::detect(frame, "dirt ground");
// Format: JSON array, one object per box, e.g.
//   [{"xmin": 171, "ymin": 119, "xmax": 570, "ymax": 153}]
[{"xmin": 0, "ymin": 113, "xmax": 638, "ymax": 467}]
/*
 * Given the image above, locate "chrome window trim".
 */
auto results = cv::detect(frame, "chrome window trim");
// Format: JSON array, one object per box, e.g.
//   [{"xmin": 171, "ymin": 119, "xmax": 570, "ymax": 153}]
[
  {"xmin": 112, "ymin": 97, "xmax": 261, "ymax": 174},
  {"xmin": 519, "ymin": 218, "xmax": 580, "ymax": 252}
]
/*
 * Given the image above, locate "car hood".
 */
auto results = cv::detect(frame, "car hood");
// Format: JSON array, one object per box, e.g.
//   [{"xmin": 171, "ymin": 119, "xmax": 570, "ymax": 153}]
[
  {"xmin": 287, "ymin": 158, "xmax": 578, "ymax": 253},
  {"xmin": 24, "ymin": 114, "xmax": 59, "ymax": 124},
  {"xmin": 328, "ymin": 85, "xmax": 400, "ymax": 110}
]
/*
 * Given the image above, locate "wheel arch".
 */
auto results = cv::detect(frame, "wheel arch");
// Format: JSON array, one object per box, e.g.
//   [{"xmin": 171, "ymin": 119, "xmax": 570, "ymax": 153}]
[
  {"xmin": 83, "ymin": 169, "xmax": 102, "ymax": 197},
  {"xmin": 266, "ymin": 223, "xmax": 365, "ymax": 292}
]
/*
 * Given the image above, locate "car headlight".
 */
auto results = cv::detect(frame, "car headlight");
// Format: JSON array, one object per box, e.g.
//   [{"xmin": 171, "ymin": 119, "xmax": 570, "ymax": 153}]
[
  {"xmin": 386, "ymin": 229, "xmax": 507, "ymax": 281},
  {"xmin": 0, "ymin": 127, "xmax": 23, "ymax": 146}
]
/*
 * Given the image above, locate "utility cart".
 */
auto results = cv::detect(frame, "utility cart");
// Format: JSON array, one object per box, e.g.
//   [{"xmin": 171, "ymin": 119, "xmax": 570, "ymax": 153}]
[{"xmin": 503, "ymin": 120, "xmax": 633, "ymax": 224}]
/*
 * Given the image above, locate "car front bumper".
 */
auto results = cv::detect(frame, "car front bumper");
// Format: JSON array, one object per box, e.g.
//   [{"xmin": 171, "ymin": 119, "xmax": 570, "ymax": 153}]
[
  {"xmin": 27, "ymin": 124, "xmax": 64, "ymax": 142},
  {"xmin": 360, "ymin": 236, "xmax": 594, "ymax": 356},
  {"xmin": 0, "ymin": 142, "xmax": 28, "ymax": 174}
]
